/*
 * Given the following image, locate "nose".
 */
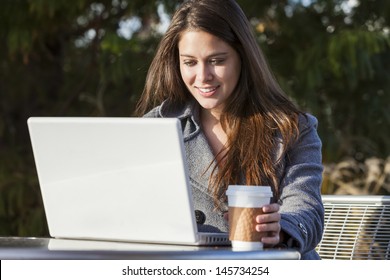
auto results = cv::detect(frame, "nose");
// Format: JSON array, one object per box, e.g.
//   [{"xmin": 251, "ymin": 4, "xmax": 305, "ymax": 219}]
[{"xmin": 196, "ymin": 63, "xmax": 213, "ymax": 83}]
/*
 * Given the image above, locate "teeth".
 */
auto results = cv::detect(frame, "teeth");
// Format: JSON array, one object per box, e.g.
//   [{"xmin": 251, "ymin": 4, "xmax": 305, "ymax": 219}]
[{"xmin": 198, "ymin": 87, "xmax": 217, "ymax": 93}]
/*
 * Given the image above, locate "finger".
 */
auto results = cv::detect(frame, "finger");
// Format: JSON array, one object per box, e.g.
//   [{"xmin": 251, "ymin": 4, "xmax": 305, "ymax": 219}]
[
  {"xmin": 256, "ymin": 212, "xmax": 281, "ymax": 224},
  {"xmin": 263, "ymin": 229, "xmax": 282, "ymax": 246},
  {"xmin": 262, "ymin": 203, "xmax": 280, "ymax": 213},
  {"xmin": 255, "ymin": 222, "xmax": 281, "ymax": 233},
  {"xmin": 223, "ymin": 212, "xmax": 229, "ymax": 221},
  {"xmin": 261, "ymin": 234, "xmax": 280, "ymax": 246}
]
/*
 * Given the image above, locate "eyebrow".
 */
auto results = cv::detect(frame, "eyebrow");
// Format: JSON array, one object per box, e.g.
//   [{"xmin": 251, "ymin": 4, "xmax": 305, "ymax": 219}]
[{"xmin": 179, "ymin": 52, "xmax": 229, "ymax": 58}]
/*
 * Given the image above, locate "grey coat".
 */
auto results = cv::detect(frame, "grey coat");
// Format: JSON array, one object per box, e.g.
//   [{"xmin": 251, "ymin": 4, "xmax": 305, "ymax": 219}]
[{"xmin": 145, "ymin": 101, "xmax": 324, "ymax": 260}]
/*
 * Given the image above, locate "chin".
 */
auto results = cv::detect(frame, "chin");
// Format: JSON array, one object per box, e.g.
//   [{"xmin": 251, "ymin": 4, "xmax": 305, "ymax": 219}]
[{"xmin": 199, "ymin": 103, "xmax": 220, "ymax": 110}]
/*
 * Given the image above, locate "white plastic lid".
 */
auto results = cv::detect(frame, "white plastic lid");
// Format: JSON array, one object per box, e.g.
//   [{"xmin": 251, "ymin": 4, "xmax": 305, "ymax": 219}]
[
  {"xmin": 226, "ymin": 185, "xmax": 272, "ymax": 207},
  {"xmin": 226, "ymin": 185, "xmax": 273, "ymax": 197}
]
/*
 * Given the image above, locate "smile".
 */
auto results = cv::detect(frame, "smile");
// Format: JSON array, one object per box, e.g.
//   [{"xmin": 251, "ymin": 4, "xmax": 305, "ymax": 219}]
[
  {"xmin": 198, "ymin": 87, "xmax": 217, "ymax": 93},
  {"xmin": 196, "ymin": 86, "xmax": 219, "ymax": 97}
]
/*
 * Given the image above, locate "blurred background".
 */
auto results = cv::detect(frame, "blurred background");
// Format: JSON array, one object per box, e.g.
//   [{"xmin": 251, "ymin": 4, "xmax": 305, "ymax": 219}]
[{"xmin": 0, "ymin": 0, "xmax": 389, "ymax": 236}]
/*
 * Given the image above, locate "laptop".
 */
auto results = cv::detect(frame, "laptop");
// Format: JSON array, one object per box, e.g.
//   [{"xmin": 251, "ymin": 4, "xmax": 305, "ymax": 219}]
[{"xmin": 27, "ymin": 117, "xmax": 229, "ymax": 246}]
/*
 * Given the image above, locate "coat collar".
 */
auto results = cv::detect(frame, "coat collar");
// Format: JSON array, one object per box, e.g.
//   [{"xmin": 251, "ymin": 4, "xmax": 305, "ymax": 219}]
[
  {"xmin": 158, "ymin": 100, "xmax": 202, "ymax": 142},
  {"xmin": 156, "ymin": 100, "xmax": 219, "ymax": 195}
]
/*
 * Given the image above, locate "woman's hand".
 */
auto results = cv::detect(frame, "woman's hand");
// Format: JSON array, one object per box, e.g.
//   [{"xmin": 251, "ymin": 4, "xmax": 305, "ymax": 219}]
[
  {"xmin": 224, "ymin": 203, "xmax": 283, "ymax": 247},
  {"xmin": 255, "ymin": 203, "xmax": 281, "ymax": 247}
]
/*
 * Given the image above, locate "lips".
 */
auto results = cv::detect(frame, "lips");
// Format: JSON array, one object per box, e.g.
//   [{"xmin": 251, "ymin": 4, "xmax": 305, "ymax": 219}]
[{"xmin": 196, "ymin": 86, "xmax": 220, "ymax": 97}]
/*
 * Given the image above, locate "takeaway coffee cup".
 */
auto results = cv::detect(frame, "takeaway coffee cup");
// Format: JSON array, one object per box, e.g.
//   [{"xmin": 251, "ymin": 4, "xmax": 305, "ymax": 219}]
[{"xmin": 226, "ymin": 185, "xmax": 273, "ymax": 251}]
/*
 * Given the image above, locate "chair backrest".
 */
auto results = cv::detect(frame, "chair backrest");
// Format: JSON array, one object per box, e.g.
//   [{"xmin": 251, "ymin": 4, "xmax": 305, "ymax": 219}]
[{"xmin": 316, "ymin": 195, "xmax": 390, "ymax": 260}]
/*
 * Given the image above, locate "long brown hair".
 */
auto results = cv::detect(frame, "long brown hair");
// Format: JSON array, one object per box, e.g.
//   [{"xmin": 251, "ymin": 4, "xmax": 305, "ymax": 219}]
[{"xmin": 136, "ymin": 0, "xmax": 301, "ymax": 206}]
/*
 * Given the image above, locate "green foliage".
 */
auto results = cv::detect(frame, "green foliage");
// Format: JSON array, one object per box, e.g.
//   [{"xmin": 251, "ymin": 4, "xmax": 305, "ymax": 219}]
[
  {"xmin": 0, "ymin": 0, "xmax": 165, "ymax": 236},
  {"xmin": 240, "ymin": 0, "xmax": 390, "ymax": 161},
  {"xmin": 0, "ymin": 0, "xmax": 389, "ymax": 236},
  {"xmin": 0, "ymin": 149, "xmax": 48, "ymax": 236}
]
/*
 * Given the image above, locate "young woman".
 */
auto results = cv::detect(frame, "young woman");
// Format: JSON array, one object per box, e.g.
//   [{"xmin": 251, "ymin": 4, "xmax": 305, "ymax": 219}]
[{"xmin": 136, "ymin": 0, "xmax": 324, "ymax": 259}]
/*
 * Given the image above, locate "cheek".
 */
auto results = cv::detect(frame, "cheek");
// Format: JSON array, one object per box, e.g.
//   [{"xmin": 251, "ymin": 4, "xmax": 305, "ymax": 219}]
[
  {"xmin": 213, "ymin": 67, "xmax": 228, "ymax": 83},
  {"xmin": 180, "ymin": 66, "xmax": 193, "ymax": 85},
  {"xmin": 226, "ymin": 65, "xmax": 241, "ymax": 88},
  {"xmin": 215, "ymin": 67, "xmax": 239, "ymax": 86}
]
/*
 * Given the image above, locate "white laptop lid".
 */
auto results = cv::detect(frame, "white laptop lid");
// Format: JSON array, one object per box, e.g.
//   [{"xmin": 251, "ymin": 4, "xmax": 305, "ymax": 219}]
[{"xmin": 27, "ymin": 117, "xmax": 207, "ymax": 245}]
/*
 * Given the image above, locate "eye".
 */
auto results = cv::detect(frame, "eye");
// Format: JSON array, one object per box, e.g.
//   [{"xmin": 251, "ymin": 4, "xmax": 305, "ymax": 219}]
[
  {"xmin": 183, "ymin": 60, "xmax": 196, "ymax": 67},
  {"xmin": 209, "ymin": 58, "xmax": 225, "ymax": 65}
]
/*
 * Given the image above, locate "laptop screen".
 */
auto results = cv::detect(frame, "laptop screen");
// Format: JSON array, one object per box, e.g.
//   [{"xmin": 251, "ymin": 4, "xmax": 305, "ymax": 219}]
[{"xmin": 28, "ymin": 117, "xmax": 200, "ymax": 245}]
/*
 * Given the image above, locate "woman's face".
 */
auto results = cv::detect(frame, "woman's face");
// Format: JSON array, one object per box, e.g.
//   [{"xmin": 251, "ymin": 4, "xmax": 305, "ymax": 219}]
[{"xmin": 178, "ymin": 30, "xmax": 241, "ymax": 116}]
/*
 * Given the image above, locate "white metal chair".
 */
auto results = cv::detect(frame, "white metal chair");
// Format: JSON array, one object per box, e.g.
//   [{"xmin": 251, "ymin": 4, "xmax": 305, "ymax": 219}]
[{"xmin": 316, "ymin": 195, "xmax": 390, "ymax": 259}]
